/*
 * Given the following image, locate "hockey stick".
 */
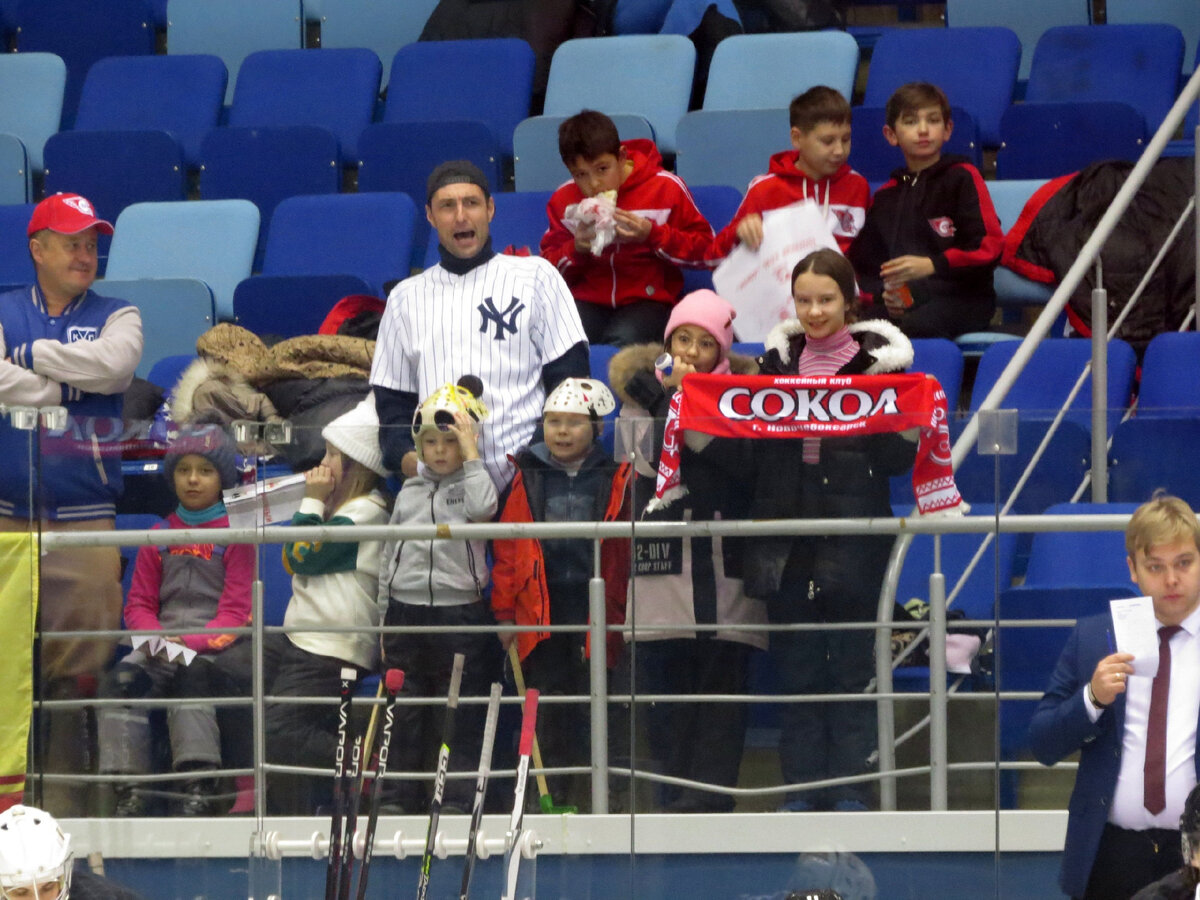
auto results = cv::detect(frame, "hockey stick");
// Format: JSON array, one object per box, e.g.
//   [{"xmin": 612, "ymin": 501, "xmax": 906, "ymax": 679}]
[
  {"xmin": 337, "ymin": 731, "xmax": 363, "ymax": 899},
  {"xmin": 458, "ymin": 681, "xmax": 503, "ymax": 899},
  {"xmin": 501, "ymin": 689, "xmax": 539, "ymax": 900},
  {"xmin": 506, "ymin": 643, "xmax": 576, "ymax": 814},
  {"xmin": 324, "ymin": 667, "xmax": 357, "ymax": 900},
  {"xmin": 353, "ymin": 668, "xmax": 404, "ymax": 900},
  {"xmin": 416, "ymin": 652, "xmax": 465, "ymax": 900}
]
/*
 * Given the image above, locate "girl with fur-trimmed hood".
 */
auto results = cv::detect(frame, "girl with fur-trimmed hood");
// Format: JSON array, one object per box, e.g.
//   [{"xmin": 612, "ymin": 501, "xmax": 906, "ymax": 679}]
[
  {"xmin": 608, "ymin": 289, "xmax": 766, "ymax": 813},
  {"xmin": 751, "ymin": 248, "xmax": 917, "ymax": 813}
]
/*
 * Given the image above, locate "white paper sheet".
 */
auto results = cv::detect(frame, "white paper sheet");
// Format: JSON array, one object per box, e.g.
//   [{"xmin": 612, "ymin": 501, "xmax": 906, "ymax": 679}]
[
  {"xmin": 223, "ymin": 473, "xmax": 307, "ymax": 530},
  {"xmin": 1109, "ymin": 595, "xmax": 1160, "ymax": 678},
  {"xmin": 130, "ymin": 634, "xmax": 197, "ymax": 666},
  {"xmin": 712, "ymin": 200, "xmax": 842, "ymax": 343}
]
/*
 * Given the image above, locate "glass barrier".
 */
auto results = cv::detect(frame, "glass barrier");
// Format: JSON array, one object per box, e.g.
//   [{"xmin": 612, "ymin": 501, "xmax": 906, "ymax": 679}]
[{"xmin": 18, "ymin": 390, "xmax": 1195, "ymax": 899}]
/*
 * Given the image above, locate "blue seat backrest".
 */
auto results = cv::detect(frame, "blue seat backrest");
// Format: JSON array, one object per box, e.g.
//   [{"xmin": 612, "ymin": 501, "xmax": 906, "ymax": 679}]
[
  {"xmin": 543, "ymin": 35, "xmax": 695, "ymax": 155},
  {"xmin": 1109, "ymin": 419, "xmax": 1200, "ymax": 510},
  {"xmin": 257, "ymin": 542, "xmax": 293, "ymax": 628},
  {"xmin": 383, "ymin": 39, "xmax": 534, "ymax": 157},
  {"xmin": 228, "ymin": 47, "xmax": 381, "ymax": 159},
  {"xmin": 146, "ymin": 354, "xmax": 195, "ymax": 395},
  {"xmin": 995, "ymin": 101, "xmax": 1146, "ymax": 180},
  {"xmin": 167, "ymin": 0, "xmax": 304, "ymax": 105},
  {"xmin": 0, "ymin": 203, "xmax": 37, "ymax": 285},
  {"xmin": 1026, "ymin": 24, "xmax": 1185, "ymax": 133},
  {"xmin": 106, "ymin": 199, "xmax": 261, "ymax": 322},
  {"xmin": 96, "ymin": 278, "xmax": 215, "ymax": 378},
  {"xmin": 233, "ymin": 273, "xmax": 373, "ymax": 340},
  {"xmin": 1137, "ymin": 331, "xmax": 1200, "ymax": 417},
  {"xmin": 0, "ymin": 53, "xmax": 65, "ymax": 172},
  {"xmin": 703, "ymin": 32, "xmax": 858, "ymax": 111},
  {"xmin": 319, "ymin": 0, "xmax": 440, "ymax": 88},
  {"xmin": 675, "ymin": 108, "xmax": 789, "ymax": 193},
  {"xmin": 1023, "ymin": 501, "xmax": 1141, "ymax": 587},
  {"xmin": 969, "ymin": 338, "xmax": 1136, "ymax": 434},
  {"xmin": 74, "ymin": 54, "xmax": 228, "ymax": 169},
  {"xmin": 945, "ymin": 0, "xmax": 1091, "ymax": 83},
  {"xmin": 910, "ymin": 338, "xmax": 964, "ymax": 413},
  {"xmin": 0, "ymin": 136, "xmax": 28, "ymax": 205},
  {"xmin": 862, "ymin": 26, "xmax": 1020, "ymax": 148},
  {"xmin": 1106, "ymin": 0, "xmax": 1199, "ymax": 75},
  {"xmin": 263, "ymin": 192, "xmax": 416, "ymax": 299},
  {"xmin": 15, "ymin": 0, "xmax": 155, "ymax": 128}
]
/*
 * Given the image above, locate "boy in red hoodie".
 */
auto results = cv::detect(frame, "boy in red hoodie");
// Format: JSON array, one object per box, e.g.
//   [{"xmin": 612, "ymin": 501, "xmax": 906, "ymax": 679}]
[
  {"xmin": 540, "ymin": 109, "xmax": 714, "ymax": 346},
  {"xmin": 708, "ymin": 86, "xmax": 870, "ymax": 260}
]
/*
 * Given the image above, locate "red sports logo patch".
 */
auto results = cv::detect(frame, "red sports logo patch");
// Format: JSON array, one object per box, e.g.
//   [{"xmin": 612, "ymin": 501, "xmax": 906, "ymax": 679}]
[{"xmin": 929, "ymin": 217, "xmax": 956, "ymax": 237}]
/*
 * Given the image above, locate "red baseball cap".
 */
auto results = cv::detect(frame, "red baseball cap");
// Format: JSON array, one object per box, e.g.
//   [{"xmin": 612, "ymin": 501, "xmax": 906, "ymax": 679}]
[{"xmin": 27, "ymin": 193, "xmax": 114, "ymax": 237}]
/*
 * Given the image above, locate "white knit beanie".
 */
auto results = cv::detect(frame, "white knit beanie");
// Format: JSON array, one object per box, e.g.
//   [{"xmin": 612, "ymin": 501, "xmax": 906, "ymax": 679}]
[{"xmin": 322, "ymin": 393, "xmax": 388, "ymax": 477}]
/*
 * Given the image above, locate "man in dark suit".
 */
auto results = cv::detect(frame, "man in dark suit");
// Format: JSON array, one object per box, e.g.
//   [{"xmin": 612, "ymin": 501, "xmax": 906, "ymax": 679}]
[{"xmin": 1031, "ymin": 493, "xmax": 1200, "ymax": 900}]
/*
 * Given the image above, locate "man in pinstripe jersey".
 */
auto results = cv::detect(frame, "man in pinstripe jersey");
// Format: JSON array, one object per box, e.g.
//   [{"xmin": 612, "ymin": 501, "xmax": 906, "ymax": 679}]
[{"xmin": 370, "ymin": 161, "xmax": 589, "ymax": 493}]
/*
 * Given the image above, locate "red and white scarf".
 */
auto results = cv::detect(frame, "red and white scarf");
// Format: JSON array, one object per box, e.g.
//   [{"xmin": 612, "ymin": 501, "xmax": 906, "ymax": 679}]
[{"xmin": 654, "ymin": 372, "xmax": 964, "ymax": 516}]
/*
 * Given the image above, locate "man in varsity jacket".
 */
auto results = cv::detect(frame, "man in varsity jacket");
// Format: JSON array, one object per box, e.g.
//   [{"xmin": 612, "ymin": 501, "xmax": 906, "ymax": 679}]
[
  {"xmin": 0, "ymin": 193, "xmax": 143, "ymax": 814},
  {"xmin": 371, "ymin": 160, "xmax": 589, "ymax": 493}
]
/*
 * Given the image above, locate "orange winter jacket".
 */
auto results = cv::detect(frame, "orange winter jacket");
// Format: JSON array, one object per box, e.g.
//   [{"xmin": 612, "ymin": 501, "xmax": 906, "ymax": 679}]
[{"xmin": 491, "ymin": 448, "xmax": 632, "ymax": 665}]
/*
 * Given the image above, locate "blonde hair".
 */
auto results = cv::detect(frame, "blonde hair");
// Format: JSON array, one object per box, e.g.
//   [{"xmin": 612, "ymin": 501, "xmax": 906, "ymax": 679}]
[{"xmin": 1125, "ymin": 490, "xmax": 1200, "ymax": 559}]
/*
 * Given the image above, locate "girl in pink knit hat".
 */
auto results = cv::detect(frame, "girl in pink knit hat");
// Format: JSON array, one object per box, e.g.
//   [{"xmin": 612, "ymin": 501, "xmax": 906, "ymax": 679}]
[{"xmin": 607, "ymin": 288, "xmax": 767, "ymax": 812}]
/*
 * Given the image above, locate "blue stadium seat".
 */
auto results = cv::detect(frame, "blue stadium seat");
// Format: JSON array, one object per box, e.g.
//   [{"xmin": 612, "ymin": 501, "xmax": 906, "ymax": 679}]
[
  {"xmin": 0, "ymin": 203, "xmax": 37, "ymax": 286},
  {"xmin": 995, "ymin": 101, "xmax": 1145, "ymax": 180},
  {"xmin": 587, "ymin": 343, "xmax": 622, "ymax": 454},
  {"xmin": 850, "ymin": 105, "xmax": 983, "ymax": 182},
  {"xmin": 73, "ymin": 54, "xmax": 228, "ymax": 169},
  {"xmin": 950, "ymin": 419, "xmax": 1091, "ymax": 513},
  {"xmin": 945, "ymin": 0, "xmax": 1091, "ymax": 83},
  {"xmin": 1106, "ymin": 0, "xmax": 1199, "ymax": 75},
  {"xmin": 105, "ymin": 199, "xmax": 260, "ymax": 321},
  {"xmin": 318, "ymin": 0, "xmax": 440, "ymax": 87},
  {"xmin": 44, "ymin": 130, "xmax": 186, "ymax": 225},
  {"xmin": 1025, "ymin": 24, "xmax": 1185, "ymax": 135},
  {"xmin": 167, "ymin": 0, "xmax": 304, "ymax": 104},
  {"xmin": 910, "ymin": 338, "xmax": 964, "ymax": 413},
  {"xmin": 96, "ymin": 278, "xmax": 215, "ymax": 378},
  {"xmin": 0, "ymin": 53, "xmax": 65, "ymax": 172},
  {"xmin": 861, "ymin": 26, "xmax": 1020, "ymax": 148},
  {"xmin": 233, "ymin": 273, "xmax": 373, "ymax": 340},
  {"xmin": 988, "ymin": 179, "xmax": 1054, "ymax": 310},
  {"xmin": 1109, "ymin": 419, "xmax": 1200, "ymax": 509},
  {"xmin": 357, "ymin": 119, "xmax": 502, "ymax": 269},
  {"xmin": 228, "ymin": 47, "xmax": 381, "ymax": 159},
  {"xmin": 968, "ymin": 338, "xmax": 1137, "ymax": 434},
  {"xmin": 675, "ymin": 108, "xmax": 789, "ymax": 192},
  {"xmin": 513, "ymin": 114, "xmax": 654, "ymax": 193},
  {"xmin": 703, "ymin": 32, "xmax": 858, "ymax": 112},
  {"xmin": 15, "ymin": 0, "xmax": 155, "ymax": 128},
  {"xmin": 199, "ymin": 125, "xmax": 341, "ymax": 270},
  {"xmin": 544, "ymin": 35, "xmax": 695, "ymax": 155},
  {"xmin": 382, "ymin": 39, "xmax": 534, "ymax": 157},
  {"xmin": 0, "ymin": 135, "xmax": 28, "ymax": 205},
  {"xmin": 422, "ymin": 191, "xmax": 551, "ymax": 269},
  {"xmin": 261, "ymin": 193, "xmax": 415, "ymax": 298},
  {"xmin": 146, "ymin": 354, "xmax": 194, "ymax": 394},
  {"xmin": 679, "ymin": 183, "xmax": 739, "ymax": 295},
  {"xmin": 1137, "ymin": 332, "xmax": 1200, "ymax": 417}
]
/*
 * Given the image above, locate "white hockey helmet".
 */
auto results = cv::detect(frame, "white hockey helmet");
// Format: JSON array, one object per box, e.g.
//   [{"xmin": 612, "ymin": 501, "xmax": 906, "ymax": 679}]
[
  {"xmin": 0, "ymin": 805, "xmax": 72, "ymax": 899},
  {"xmin": 543, "ymin": 378, "xmax": 616, "ymax": 421}
]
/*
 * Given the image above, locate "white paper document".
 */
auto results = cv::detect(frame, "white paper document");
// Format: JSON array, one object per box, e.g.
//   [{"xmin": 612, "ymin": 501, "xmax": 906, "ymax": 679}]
[
  {"xmin": 1109, "ymin": 595, "xmax": 1160, "ymax": 678},
  {"xmin": 130, "ymin": 634, "xmax": 197, "ymax": 666},
  {"xmin": 223, "ymin": 473, "xmax": 307, "ymax": 530},
  {"xmin": 712, "ymin": 200, "xmax": 842, "ymax": 343}
]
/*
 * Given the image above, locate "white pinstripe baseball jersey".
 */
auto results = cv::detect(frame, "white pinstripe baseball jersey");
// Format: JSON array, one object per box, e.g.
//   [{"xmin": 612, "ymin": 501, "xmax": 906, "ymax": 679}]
[{"xmin": 370, "ymin": 252, "xmax": 587, "ymax": 489}]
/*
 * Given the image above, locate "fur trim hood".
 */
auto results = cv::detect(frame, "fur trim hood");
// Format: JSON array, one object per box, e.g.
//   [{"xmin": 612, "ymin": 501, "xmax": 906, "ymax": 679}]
[
  {"xmin": 761, "ymin": 318, "xmax": 914, "ymax": 374},
  {"xmin": 607, "ymin": 342, "xmax": 760, "ymax": 407}
]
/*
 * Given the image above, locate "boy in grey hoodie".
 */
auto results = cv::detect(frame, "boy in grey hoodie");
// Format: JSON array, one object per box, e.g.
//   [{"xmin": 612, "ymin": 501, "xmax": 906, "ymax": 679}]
[{"xmin": 378, "ymin": 376, "xmax": 498, "ymax": 812}]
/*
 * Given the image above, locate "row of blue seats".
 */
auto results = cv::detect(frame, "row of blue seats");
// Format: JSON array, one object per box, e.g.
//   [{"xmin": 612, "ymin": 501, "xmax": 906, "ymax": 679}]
[{"xmin": 2, "ymin": 20, "xmax": 1197, "ymax": 202}]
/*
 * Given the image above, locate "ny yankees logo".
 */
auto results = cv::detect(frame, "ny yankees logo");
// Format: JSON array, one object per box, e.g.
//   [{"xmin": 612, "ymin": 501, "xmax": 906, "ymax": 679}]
[{"xmin": 478, "ymin": 296, "xmax": 524, "ymax": 340}]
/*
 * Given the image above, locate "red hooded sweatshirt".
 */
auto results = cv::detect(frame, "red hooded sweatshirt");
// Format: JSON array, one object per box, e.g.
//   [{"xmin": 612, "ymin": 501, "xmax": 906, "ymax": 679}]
[
  {"xmin": 707, "ymin": 150, "xmax": 871, "ymax": 260},
  {"xmin": 540, "ymin": 139, "xmax": 714, "ymax": 309}
]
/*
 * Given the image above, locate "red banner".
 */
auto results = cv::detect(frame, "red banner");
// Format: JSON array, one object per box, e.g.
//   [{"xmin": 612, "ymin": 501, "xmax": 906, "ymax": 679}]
[{"xmin": 655, "ymin": 373, "xmax": 964, "ymax": 515}]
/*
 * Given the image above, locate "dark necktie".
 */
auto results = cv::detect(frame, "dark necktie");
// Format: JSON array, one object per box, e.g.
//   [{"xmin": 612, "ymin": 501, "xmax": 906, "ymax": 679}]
[{"xmin": 1144, "ymin": 624, "xmax": 1183, "ymax": 815}]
